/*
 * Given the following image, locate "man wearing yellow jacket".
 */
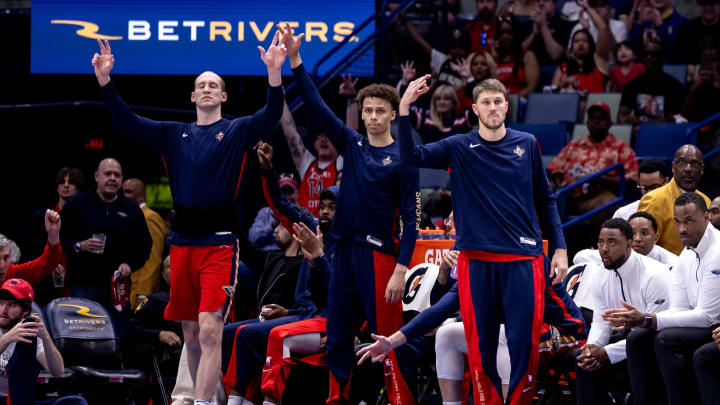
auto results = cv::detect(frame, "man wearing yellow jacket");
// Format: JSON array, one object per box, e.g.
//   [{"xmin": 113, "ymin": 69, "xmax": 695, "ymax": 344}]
[
  {"xmin": 123, "ymin": 178, "xmax": 168, "ymax": 308},
  {"xmin": 638, "ymin": 145, "xmax": 711, "ymax": 255}
]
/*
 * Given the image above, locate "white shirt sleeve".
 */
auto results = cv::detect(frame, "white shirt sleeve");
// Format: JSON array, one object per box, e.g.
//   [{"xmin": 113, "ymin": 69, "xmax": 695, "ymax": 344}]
[
  {"xmin": 36, "ymin": 337, "xmax": 45, "ymax": 359},
  {"xmin": 587, "ymin": 278, "xmax": 612, "ymax": 348},
  {"xmin": 430, "ymin": 49, "xmax": 448, "ymax": 74},
  {"xmin": 610, "ymin": 19, "xmax": 628, "ymax": 43},
  {"xmin": 657, "ymin": 257, "xmax": 720, "ymax": 329},
  {"xmin": 645, "ymin": 270, "xmax": 672, "ymax": 314},
  {"xmin": 665, "ymin": 257, "xmax": 693, "ymax": 313},
  {"xmin": 604, "ymin": 339, "xmax": 627, "ymax": 364},
  {"xmin": 297, "ymin": 149, "xmax": 316, "ymax": 179}
]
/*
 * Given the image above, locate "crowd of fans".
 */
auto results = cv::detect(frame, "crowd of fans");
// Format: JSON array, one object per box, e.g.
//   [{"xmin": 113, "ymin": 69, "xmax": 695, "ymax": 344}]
[{"xmin": 1, "ymin": 0, "xmax": 720, "ymax": 403}]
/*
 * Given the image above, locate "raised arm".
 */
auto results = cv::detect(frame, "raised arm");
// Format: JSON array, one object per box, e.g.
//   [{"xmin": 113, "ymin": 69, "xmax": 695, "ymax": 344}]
[
  {"xmin": 577, "ymin": 0, "xmax": 611, "ymax": 72},
  {"xmin": 8, "ymin": 210, "xmax": 62, "ymax": 286},
  {"xmin": 280, "ymin": 97, "xmax": 314, "ymax": 171},
  {"xmin": 243, "ymin": 30, "xmax": 286, "ymax": 147},
  {"xmin": 339, "ymin": 74, "xmax": 360, "ymax": 131},
  {"xmin": 532, "ymin": 7, "xmax": 566, "ymax": 62},
  {"xmin": 93, "ymin": 40, "xmax": 170, "ymax": 153},
  {"xmin": 279, "ymin": 23, "xmax": 353, "ymax": 153},
  {"xmin": 399, "ymin": 15, "xmax": 433, "ymax": 56},
  {"xmin": 398, "ymin": 76, "xmax": 453, "ymax": 168},
  {"xmin": 257, "ymin": 142, "xmax": 318, "ymax": 232}
]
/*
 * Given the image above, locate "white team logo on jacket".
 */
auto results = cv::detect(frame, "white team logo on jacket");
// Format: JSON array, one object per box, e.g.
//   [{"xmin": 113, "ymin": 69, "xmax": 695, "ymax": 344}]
[
  {"xmin": 216, "ymin": 131, "xmax": 225, "ymax": 142},
  {"xmin": 514, "ymin": 145, "xmax": 525, "ymax": 157},
  {"xmin": 382, "ymin": 156, "xmax": 392, "ymax": 166}
]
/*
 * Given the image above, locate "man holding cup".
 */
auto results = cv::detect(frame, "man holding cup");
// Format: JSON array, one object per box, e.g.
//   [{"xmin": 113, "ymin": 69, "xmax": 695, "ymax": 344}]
[{"xmin": 60, "ymin": 158, "xmax": 152, "ymax": 319}]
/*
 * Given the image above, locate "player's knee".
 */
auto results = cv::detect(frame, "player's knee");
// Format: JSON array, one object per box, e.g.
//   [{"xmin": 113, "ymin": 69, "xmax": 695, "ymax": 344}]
[
  {"xmin": 268, "ymin": 327, "xmax": 283, "ymax": 344},
  {"xmin": 198, "ymin": 324, "xmax": 222, "ymax": 348},
  {"xmin": 182, "ymin": 323, "xmax": 201, "ymax": 347}
]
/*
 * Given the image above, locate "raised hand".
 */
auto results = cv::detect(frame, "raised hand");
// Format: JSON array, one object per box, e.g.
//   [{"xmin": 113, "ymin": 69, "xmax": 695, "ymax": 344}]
[
  {"xmin": 277, "ymin": 23, "xmax": 304, "ymax": 61},
  {"xmin": 44, "ymin": 209, "xmax": 61, "ymax": 245},
  {"xmin": 339, "ymin": 74, "xmax": 358, "ymax": 96},
  {"xmin": 91, "ymin": 39, "xmax": 114, "ymax": 86},
  {"xmin": 451, "ymin": 56, "xmax": 472, "ymax": 79},
  {"xmin": 259, "ymin": 30, "xmax": 287, "ymax": 72},
  {"xmin": 399, "ymin": 74, "xmax": 432, "ymax": 114},
  {"xmin": 292, "ymin": 223, "xmax": 324, "ymax": 260},
  {"xmin": 400, "ymin": 60, "xmax": 416, "ymax": 85},
  {"xmin": 255, "ymin": 141, "xmax": 274, "ymax": 170}
]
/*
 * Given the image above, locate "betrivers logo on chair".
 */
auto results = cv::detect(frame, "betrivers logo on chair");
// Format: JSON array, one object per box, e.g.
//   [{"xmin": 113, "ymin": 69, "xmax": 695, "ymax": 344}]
[{"xmin": 48, "ymin": 298, "xmax": 115, "ymax": 340}]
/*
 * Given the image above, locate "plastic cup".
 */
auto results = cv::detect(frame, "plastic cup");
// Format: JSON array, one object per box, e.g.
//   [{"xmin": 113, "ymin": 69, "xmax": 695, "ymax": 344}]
[{"xmin": 92, "ymin": 233, "xmax": 106, "ymax": 254}]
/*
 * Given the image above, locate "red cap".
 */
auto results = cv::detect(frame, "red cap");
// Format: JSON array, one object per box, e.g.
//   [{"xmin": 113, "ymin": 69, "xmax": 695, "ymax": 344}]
[
  {"xmin": 0, "ymin": 278, "xmax": 34, "ymax": 302},
  {"xmin": 277, "ymin": 174, "xmax": 299, "ymax": 192},
  {"xmin": 587, "ymin": 102, "xmax": 611, "ymax": 117}
]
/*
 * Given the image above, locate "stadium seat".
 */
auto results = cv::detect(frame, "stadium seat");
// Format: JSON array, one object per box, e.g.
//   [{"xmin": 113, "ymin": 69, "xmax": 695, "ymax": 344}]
[
  {"xmin": 509, "ymin": 122, "xmax": 568, "ymax": 152},
  {"xmin": 663, "ymin": 64, "xmax": 688, "ymax": 85},
  {"xmin": 524, "ymin": 93, "xmax": 580, "ymax": 124},
  {"xmin": 634, "ymin": 123, "xmax": 694, "ymax": 161},
  {"xmin": 45, "ymin": 298, "xmax": 146, "ymax": 404},
  {"xmin": 572, "ymin": 124, "xmax": 632, "ymax": 144},
  {"xmin": 584, "ymin": 93, "xmax": 622, "ymax": 123}
]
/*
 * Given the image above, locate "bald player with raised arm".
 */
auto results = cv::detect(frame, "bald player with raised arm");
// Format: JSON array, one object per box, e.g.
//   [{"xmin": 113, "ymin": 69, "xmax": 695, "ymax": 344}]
[{"xmin": 91, "ymin": 36, "xmax": 287, "ymax": 404}]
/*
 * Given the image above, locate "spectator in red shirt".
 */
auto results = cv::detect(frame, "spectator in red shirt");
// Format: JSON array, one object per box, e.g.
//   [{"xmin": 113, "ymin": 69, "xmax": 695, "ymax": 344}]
[
  {"xmin": 548, "ymin": 102, "xmax": 638, "ymax": 214},
  {"xmin": 1, "ymin": 210, "xmax": 62, "ymax": 286},
  {"xmin": 494, "ymin": 18, "xmax": 541, "ymax": 97},
  {"xmin": 551, "ymin": 28, "xmax": 609, "ymax": 94},
  {"xmin": 608, "ymin": 40, "xmax": 646, "ymax": 91},
  {"xmin": 552, "ymin": 0, "xmax": 611, "ymax": 94},
  {"xmin": 465, "ymin": 0, "xmax": 499, "ymax": 53}
]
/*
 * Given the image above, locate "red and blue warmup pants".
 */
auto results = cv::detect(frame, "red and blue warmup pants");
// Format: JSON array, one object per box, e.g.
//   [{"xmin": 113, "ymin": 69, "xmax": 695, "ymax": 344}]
[
  {"xmin": 260, "ymin": 317, "xmax": 331, "ymax": 402},
  {"xmin": 221, "ymin": 315, "xmax": 302, "ymax": 399},
  {"xmin": 326, "ymin": 240, "xmax": 416, "ymax": 405},
  {"xmin": 457, "ymin": 250, "xmax": 545, "ymax": 405}
]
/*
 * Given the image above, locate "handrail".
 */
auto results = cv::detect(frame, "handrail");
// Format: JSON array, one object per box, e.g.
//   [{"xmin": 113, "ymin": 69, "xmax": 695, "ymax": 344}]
[
  {"xmin": 287, "ymin": 0, "xmax": 418, "ymax": 112},
  {"xmin": 704, "ymin": 145, "xmax": 720, "ymax": 160},
  {"xmin": 312, "ymin": 0, "xmax": 415, "ymax": 78},
  {"xmin": 687, "ymin": 111, "xmax": 720, "ymax": 138},
  {"xmin": 555, "ymin": 163, "xmax": 626, "ymax": 229}
]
